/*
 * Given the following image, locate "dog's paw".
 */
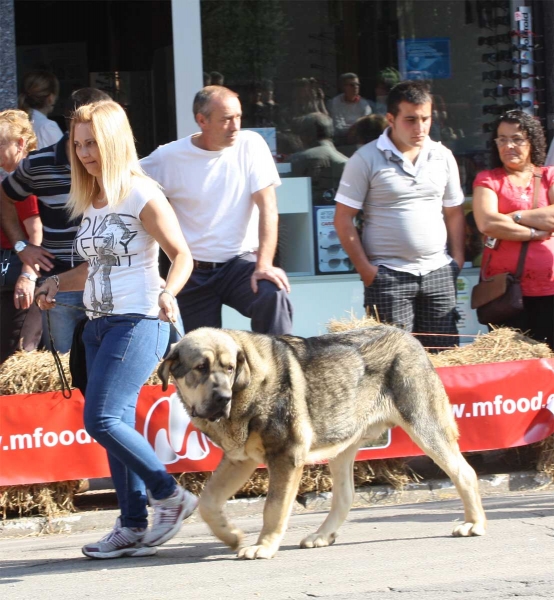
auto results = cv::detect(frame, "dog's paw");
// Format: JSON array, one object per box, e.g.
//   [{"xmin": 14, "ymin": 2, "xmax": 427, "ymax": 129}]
[
  {"xmin": 237, "ymin": 544, "xmax": 277, "ymax": 560},
  {"xmin": 452, "ymin": 521, "xmax": 486, "ymax": 537},
  {"xmin": 299, "ymin": 532, "xmax": 337, "ymax": 548}
]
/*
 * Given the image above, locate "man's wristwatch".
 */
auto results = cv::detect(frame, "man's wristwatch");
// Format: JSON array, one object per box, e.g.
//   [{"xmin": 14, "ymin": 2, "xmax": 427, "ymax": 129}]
[
  {"xmin": 512, "ymin": 212, "xmax": 523, "ymax": 224},
  {"xmin": 14, "ymin": 240, "xmax": 28, "ymax": 254}
]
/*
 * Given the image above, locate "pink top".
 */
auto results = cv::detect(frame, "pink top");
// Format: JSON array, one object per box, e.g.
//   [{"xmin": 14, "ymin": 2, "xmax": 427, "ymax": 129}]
[{"xmin": 473, "ymin": 166, "xmax": 554, "ymax": 297}]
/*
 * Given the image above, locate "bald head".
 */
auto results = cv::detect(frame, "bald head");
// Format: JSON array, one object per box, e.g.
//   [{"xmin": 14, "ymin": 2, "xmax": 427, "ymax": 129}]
[{"xmin": 193, "ymin": 86, "xmax": 239, "ymax": 122}]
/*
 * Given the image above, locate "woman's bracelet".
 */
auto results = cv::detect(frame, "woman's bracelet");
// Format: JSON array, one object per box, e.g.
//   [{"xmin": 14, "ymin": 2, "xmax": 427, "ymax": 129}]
[
  {"xmin": 159, "ymin": 289, "xmax": 175, "ymax": 301},
  {"xmin": 529, "ymin": 228, "xmax": 536, "ymax": 240},
  {"xmin": 19, "ymin": 272, "xmax": 37, "ymax": 282}
]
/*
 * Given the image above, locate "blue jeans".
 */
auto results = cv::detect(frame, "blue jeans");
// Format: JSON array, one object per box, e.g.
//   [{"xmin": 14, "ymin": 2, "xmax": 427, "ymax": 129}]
[
  {"xmin": 82, "ymin": 315, "xmax": 174, "ymax": 528},
  {"xmin": 42, "ymin": 291, "xmax": 86, "ymax": 353}
]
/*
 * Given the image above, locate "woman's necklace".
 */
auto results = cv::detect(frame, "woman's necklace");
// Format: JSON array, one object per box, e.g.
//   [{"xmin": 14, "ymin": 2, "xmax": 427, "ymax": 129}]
[{"xmin": 504, "ymin": 167, "xmax": 534, "ymax": 202}]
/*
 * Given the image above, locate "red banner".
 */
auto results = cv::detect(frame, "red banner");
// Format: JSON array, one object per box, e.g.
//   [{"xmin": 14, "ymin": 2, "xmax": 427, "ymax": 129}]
[{"xmin": 1, "ymin": 359, "xmax": 554, "ymax": 486}]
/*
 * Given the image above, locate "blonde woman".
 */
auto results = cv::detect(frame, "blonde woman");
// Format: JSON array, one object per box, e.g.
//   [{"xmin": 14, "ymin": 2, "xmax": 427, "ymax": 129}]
[
  {"xmin": 0, "ymin": 109, "xmax": 43, "ymax": 361},
  {"xmin": 35, "ymin": 101, "xmax": 197, "ymax": 559},
  {"xmin": 18, "ymin": 71, "xmax": 63, "ymax": 149}
]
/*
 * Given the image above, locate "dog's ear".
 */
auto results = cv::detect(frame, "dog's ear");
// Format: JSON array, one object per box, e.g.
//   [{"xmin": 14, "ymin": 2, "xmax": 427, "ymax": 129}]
[
  {"xmin": 233, "ymin": 348, "xmax": 251, "ymax": 391},
  {"xmin": 157, "ymin": 345, "xmax": 179, "ymax": 391}
]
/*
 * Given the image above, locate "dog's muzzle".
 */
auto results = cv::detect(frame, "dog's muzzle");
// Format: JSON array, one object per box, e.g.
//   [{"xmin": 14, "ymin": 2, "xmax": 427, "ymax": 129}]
[{"xmin": 195, "ymin": 391, "xmax": 232, "ymax": 422}]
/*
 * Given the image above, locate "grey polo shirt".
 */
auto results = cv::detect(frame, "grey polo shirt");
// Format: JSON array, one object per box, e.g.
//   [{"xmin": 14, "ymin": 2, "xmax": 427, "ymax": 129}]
[{"xmin": 335, "ymin": 129, "xmax": 464, "ymax": 276}]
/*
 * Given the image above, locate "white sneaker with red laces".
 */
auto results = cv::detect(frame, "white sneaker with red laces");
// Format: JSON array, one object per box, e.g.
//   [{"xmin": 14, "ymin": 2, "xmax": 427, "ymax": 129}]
[
  {"xmin": 143, "ymin": 485, "xmax": 198, "ymax": 547},
  {"xmin": 82, "ymin": 517, "xmax": 157, "ymax": 559}
]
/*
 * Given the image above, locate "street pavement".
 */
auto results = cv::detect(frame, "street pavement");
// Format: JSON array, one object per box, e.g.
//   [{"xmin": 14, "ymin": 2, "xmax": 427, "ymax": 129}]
[{"xmin": 1, "ymin": 489, "xmax": 552, "ymax": 600}]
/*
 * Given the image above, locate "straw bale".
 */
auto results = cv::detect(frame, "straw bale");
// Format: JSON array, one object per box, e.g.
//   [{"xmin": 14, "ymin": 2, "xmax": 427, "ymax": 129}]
[
  {"xmin": 176, "ymin": 459, "xmax": 417, "ymax": 499},
  {"xmin": 0, "ymin": 350, "xmax": 71, "ymax": 395},
  {"xmin": 0, "ymin": 480, "xmax": 83, "ymax": 520},
  {"xmin": 327, "ymin": 316, "xmax": 554, "ymax": 367}
]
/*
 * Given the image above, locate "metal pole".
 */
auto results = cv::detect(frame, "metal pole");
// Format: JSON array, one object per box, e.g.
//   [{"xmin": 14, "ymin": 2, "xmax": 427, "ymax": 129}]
[{"xmin": 0, "ymin": 0, "xmax": 17, "ymax": 111}]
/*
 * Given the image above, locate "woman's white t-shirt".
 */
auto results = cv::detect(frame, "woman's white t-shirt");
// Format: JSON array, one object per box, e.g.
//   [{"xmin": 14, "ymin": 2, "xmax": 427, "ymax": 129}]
[{"xmin": 74, "ymin": 178, "xmax": 162, "ymax": 318}]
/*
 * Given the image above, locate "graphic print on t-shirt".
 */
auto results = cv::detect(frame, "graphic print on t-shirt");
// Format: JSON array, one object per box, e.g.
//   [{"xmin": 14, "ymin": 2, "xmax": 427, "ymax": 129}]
[{"xmin": 75, "ymin": 212, "xmax": 138, "ymax": 313}]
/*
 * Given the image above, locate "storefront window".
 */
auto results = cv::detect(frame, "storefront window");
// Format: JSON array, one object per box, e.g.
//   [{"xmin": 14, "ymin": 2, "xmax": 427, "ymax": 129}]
[
  {"xmin": 14, "ymin": 0, "xmax": 176, "ymax": 157},
  {"xmin": 201, "ymin": 0, "xmax": 544, "ymax": 198}
]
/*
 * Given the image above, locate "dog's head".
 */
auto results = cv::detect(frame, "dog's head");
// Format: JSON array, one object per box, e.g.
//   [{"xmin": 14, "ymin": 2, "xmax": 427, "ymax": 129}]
[{"xmin": 157, "ymin": 328, "xmax": 251, "ymax": 421}]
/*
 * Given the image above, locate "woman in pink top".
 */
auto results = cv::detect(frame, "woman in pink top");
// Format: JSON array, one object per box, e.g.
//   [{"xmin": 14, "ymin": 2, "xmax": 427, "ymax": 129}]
[{"xmin": 473, "ymin": 110, "xmax": 554, "ymax": 349}]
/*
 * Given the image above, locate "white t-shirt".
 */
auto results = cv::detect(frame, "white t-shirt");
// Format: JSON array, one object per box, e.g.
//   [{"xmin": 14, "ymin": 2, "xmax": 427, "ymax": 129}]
[
  {"xmin": 140, "ymin": 130, "xmax": 281, "ymax": 262},
  {"xmin": 30, "ymin": 109, "xmax": 64, "ymax": 149},
  {"xmin": 74, "ymin": 177, "xmax": 162, "ymax": 318},
  {"xmin": 329, "ymin": 94, "xmax": 372, "ymax": 135}
]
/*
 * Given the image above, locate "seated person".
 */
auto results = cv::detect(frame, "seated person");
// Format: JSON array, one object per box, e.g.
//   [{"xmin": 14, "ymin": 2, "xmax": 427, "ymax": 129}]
[{"xmin": 291, "ymin": 113, "xmax": 348, "ymax": 205}]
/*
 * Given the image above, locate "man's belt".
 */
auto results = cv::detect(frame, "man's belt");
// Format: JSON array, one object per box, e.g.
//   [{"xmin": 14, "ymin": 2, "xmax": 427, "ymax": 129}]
[{"xmin": 193, "ymin": 259, "xmax": 227, "ymax": 270}]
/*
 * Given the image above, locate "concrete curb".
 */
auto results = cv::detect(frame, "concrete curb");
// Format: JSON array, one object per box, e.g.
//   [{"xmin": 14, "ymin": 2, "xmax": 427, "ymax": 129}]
[{"xmin": 1, "ymin": 470, "xmax": 552, "ymax": 539}]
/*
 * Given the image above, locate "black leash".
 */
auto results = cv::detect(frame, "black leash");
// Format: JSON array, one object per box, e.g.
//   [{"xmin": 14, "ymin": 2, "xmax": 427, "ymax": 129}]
[
  {"xmin": 35, "ymin": 291, "xmax": 183, "ymax": 397},
  {"xmin": 44, "ymin": 309, "xmax": 73, "ymax": 399}
]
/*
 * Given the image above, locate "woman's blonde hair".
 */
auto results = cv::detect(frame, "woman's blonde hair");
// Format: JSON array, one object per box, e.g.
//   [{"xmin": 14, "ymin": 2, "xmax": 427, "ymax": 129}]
[
  {"xmin": 68, "ymin": 100, "xmax": 151, "ymax": 219},
  {"xmin": 0, "ymin": 109, "xmax": 38, "ymax": 152},
  {"xmin": 18, "ymin": 71, "xmax": 59, "ymax": 112}
]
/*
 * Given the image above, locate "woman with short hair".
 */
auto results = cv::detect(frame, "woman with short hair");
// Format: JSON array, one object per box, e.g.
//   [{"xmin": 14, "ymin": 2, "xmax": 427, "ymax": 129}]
[
  {"xmin": 35, "ymin": 100, "xmax": 197, "ymax": 558},
  {"xmin": 473, "ymin": 110, "xmax": 554, "ymax": 349},
  {"xmin": 18, "ymin": 70, "xmax": 63, "ymax": 148},
  {"xmin": 0, "ymin": 109, "xmax": 43, "ymax": 361}
]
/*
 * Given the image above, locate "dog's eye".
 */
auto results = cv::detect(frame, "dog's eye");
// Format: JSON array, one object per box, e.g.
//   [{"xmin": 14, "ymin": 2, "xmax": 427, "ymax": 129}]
[
  {"xmin": 227, "ymin": 365, "xmax": 234, "ymax": 374},
  {"xmin": 195, "ymin": 363, "xmax": 208, "ymax": 373}
]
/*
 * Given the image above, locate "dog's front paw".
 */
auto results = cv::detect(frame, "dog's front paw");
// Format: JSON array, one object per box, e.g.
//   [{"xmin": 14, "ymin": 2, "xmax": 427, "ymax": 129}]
[
  {"xmin": 300, "ymin": 532, "xmax": 337, "ymax": 548},
  {"xmin": 452, "ymin": 521, "xmax": 486, "ymax": 537},
  {"xmin": 237, "ymin": 544, "xmax": 277, "ymax": 560}
]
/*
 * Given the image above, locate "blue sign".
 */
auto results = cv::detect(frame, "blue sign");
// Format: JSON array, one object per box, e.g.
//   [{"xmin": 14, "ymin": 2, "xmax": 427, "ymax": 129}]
[{"xmin": 398, "ymin": 38, "xmax": 451, "ymax": 80}]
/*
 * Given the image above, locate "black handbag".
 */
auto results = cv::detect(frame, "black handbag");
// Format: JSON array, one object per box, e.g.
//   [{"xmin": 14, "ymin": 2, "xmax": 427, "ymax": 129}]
[
  {"xmin": 472, "ymin": 260, "xmax": 526, "ymax": 326},
  {"xmin": 69, "ymin": 317, "xmax": 89, "ymax": 396}
]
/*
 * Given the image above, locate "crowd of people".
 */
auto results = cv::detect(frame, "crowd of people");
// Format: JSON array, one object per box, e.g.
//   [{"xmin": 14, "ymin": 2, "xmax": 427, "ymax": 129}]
[{"xmin": 1, "ymin": 67, "xmax": 554, "ymax": 559}]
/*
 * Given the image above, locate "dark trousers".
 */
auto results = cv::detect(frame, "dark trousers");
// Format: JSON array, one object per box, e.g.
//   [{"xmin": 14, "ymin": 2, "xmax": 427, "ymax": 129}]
[
  {"xmin": 0, "ymin": 251, "xmax": 42, "ymax": 362},
  {"xmin": 493, "ymin": 295, "xmax": 554, "ymax": 351},
  {"xmin": 364, "ymin": 262, "xmax": 460, "ymax": 350},
  {"xmin": 177, "ymin": 252, "xmax": 293, "ymax": 335}
]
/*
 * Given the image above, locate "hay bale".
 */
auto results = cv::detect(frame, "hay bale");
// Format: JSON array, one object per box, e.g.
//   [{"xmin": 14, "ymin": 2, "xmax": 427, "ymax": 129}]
[
  {"xmin": 176, "ymin": 459, "xmax": 419, "ymax": 500},
  {"xmin": 0, "ymin": 480, "xmax": 83, "ymax": 520},
  {"xmin": 0, "ymin": 350, "xmax": 71, "ymax": 395}
]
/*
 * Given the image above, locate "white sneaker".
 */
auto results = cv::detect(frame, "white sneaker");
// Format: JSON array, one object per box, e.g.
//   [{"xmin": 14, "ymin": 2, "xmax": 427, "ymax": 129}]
[
  {"xmin": 143, "ymin": 485, "xmax": 198, "ymax": 547},
  {"xmin": 82, "ymin": 518, "xmax": 157, "ymax": 559}
]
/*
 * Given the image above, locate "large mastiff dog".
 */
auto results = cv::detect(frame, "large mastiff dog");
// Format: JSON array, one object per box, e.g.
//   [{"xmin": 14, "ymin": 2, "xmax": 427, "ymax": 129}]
[{"xmin": 158, "ymin": 326, "xmax": 486, "ymax": 559}]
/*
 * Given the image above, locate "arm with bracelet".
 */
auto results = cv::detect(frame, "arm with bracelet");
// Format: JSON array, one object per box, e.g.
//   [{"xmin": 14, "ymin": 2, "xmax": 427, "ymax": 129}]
[{"xmin": 35, "ymin": 264, "xmax": 88, "ymax": 310}]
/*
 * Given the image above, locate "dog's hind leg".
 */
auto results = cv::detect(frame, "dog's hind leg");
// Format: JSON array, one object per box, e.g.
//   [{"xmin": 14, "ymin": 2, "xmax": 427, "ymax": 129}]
[
  {"xmin": 401, "ymin": 418, "xmax": 487, "ymax": 537},
  {"xmin": 198, "ymin": 456, "xmax": 258, "ymax": 551},
  {"xmin": 238, "ymin": 459, "xmax": 304, "ymax": 559},
  {"xmin": 300, "ymin": 442, "xmax": 359, "ymax": 549}
]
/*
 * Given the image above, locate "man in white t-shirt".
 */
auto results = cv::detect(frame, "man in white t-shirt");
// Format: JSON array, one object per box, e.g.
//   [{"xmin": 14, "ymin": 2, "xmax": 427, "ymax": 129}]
[
  {"xmin": 328, "ymin": 73, "xmax": 372, "ymax": 145},
  {"xmin": 140, "ymin": 86, "xmax": 293, "ymax": 334},
  {"xmin": 334, "ymin": 80, "xmax": 465, "ymax": 349}
]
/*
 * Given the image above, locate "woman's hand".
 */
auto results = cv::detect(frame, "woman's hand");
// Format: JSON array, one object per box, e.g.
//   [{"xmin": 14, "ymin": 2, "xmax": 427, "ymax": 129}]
[
  {"xmin": 158, "ymin": 289, "xmax": 178, "ymax": 323},
  {"xmin": 34, "ymin": 276, "xmax": 59, "ymax": 310},
  {"xmin": 14, "ymin": 275, "xmax": 35, "ymax": 310}
]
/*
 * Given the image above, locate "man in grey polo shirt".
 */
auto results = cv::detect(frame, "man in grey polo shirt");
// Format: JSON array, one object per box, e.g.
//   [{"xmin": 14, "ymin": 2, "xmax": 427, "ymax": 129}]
[{"xmin": 334, "ymin": 80, "xmax": 465, "ymax": 349}]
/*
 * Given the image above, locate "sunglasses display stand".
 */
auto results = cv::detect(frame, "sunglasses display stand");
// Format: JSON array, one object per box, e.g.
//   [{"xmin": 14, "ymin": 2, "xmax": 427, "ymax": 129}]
[
  {"xmin": 313, "ymin": 205, "xmax": 355, "ymax": 275},
  {"xmin": 481, "ymin": 3, "xmax": 539, "ymax": 132}
]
